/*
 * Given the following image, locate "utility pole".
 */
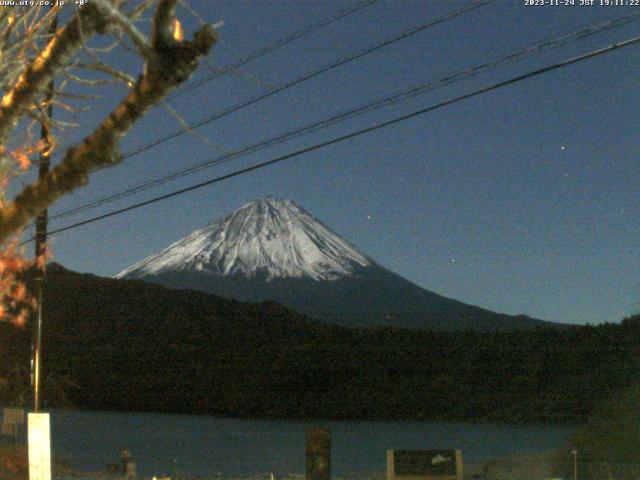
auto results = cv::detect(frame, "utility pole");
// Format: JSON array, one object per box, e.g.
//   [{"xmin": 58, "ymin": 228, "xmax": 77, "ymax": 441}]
[{"xmin": 32, "ymin": 8, "xmax": 57, "ymax": 413}]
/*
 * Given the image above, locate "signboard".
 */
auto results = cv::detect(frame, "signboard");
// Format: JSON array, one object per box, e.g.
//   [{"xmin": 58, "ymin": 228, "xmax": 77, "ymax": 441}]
[
  {"xmin": 387, "ymin": 449, "xmax": 462, "ymax": 480},
  {"xmin": 28, "ymin": 413, "xmax": 52, "ymax": 480}
]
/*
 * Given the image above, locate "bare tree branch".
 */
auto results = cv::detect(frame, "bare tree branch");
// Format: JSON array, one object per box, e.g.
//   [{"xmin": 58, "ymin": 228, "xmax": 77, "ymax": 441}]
[
  {"xmin": 0, "ymin": 4, "xmax": 108, "ymax": 150},
  {"xmin": 75, "ymin": 62, "xmax": 137, "ymax": 86},
  {"xmin": 152, "ymin": 0, "xmax": 178, "ymax": 50},
  {"xmin": 160, "ymin": 101, "xmax": 227, "ymax": 153},
  {"xmin": 92, "ymin": 0, "xmax": 157, "ymax": 61},
  {"xmin": 127, "ymin": 0, "xmax": 157, "ymax": 21},
  {"xmin": 0, "ymin": 3, "xmax": 217, "ymax": 243}
]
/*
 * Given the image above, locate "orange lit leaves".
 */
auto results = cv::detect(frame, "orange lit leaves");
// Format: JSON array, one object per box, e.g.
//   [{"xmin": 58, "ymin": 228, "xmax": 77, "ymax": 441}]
[
  {"xmin": 0, "ymin": 238, "xmax": 47, "ymax": 327},
  {"xmin": 9, "ymin": 140, "xmax": 48, "ymax": 172},
  {"xmin": 35, "ymin": 246, "xmax": 51, "ymax": 271},
  {"xmin": 172, "ymin": 18, "xmax": 184, "ymax": 42}
]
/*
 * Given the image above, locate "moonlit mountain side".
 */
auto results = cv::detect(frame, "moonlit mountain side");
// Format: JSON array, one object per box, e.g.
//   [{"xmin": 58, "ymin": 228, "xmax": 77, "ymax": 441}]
[
  {"xmin": 117, "ymin": 198, "xmax": 371, "ymax": 281},
  {"xmin": 118, "ymin": 198, "xmax": 560, "ymax": 331}
]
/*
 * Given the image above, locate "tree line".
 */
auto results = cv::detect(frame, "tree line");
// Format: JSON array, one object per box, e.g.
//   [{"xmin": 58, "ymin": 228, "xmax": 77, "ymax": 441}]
[{"xmin": 1, "ymin": 266, "xmax": 637, "ymax": 425}]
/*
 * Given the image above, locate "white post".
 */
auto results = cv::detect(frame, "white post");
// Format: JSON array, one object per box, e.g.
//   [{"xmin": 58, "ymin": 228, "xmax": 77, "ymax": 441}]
[{"xmin": 28, "ymin": 413, "xmax": 52, "ymax": 480}]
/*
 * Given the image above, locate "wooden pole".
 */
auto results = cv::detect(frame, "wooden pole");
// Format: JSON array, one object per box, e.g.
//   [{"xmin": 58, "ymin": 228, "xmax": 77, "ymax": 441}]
[{"xmin": 32, "ymin": 8, "xmax": 57, "ymax": 413}]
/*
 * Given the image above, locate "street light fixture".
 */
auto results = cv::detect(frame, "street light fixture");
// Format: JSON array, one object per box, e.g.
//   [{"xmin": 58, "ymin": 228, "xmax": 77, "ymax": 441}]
[{"xmin": 571, "ymin": 449, "xmax": 578, "ymax": 480}]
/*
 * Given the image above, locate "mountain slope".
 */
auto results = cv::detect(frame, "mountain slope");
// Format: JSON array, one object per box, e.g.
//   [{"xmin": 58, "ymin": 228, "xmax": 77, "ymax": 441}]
[
  {"xmin": 144, "ymin": 265, "xmax": 550, "ymax": 331},
  {"xmin": 118, "ymin": 198, "xmax": 557, "ymax": 332}
]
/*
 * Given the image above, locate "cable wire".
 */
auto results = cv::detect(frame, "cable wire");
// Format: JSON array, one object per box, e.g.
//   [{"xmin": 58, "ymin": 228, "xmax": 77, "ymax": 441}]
[
  {"xmin": 109, "ymin": 0, "xmax": 497, "ymax": 164},
  {"xmin": 164, "ymin": 0, "xmax": 380, "ymax": 103},
  {"xmin": 49, "ymin": 11, "xmax": 640, "ymax": 221},
  {"xmin": 30, "ymin": 34, "xmax": 639, "ymax": 242},
  {"xmin": 48, "ymin": 0, "xmax": 379, "ymax": 157}
]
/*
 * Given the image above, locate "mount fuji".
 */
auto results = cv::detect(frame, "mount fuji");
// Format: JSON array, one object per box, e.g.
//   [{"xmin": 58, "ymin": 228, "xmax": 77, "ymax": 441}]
[{"xmin": 117, "ymin": 198, "xmax": 556, "ymax": 331}]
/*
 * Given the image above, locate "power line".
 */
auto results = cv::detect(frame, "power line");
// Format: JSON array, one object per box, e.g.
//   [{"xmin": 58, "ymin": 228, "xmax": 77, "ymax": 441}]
[
  {"xmin": 31, "ymin": 34, "xmax": 639, "ymax": 242},
  {"xmin": 163, "ymin": 0, "xmax": 379, "ymax": 103},
  {"xmin": 46, "ymin": 0, "xmax": 378, "ymax": 158},
  {"xmin": 25, "ymin": 0, "xmax": 494, "ymax": 225},
  {"xmin": 109, "ymin": 0, "xmax": 497, "ymax": 164},
  {"xmin": 50, "ymin": 11, "xmax": 640, "ymax": 221}
]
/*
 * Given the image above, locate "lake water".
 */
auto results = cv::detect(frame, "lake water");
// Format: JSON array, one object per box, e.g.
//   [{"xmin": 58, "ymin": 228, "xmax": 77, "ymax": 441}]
[{"xmin": 48, "ymin": 409, "xmax": 576, "ymax": 478}]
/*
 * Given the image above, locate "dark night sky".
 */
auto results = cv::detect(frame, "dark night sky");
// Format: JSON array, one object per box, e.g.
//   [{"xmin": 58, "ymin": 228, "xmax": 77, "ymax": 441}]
[{"xmin": 20, "ymin": 0, "xmax": 639, "ymax": 326}]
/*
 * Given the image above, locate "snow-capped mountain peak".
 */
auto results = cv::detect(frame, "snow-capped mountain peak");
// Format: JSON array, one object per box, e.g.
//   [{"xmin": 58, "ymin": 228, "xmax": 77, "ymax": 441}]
[{"xmin": 117, "ymin": 198, "xmax": 372, "ymax": 281}]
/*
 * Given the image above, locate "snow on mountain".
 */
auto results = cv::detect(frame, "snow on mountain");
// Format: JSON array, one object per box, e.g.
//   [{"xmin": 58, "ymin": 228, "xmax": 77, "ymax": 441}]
[
  {"xmin": 117, "ymin": 198, "xmax": 372, "ymax": 281},
  {"xmin": 116, "ymin": 197, "xmax": 559, "ymax": 331}
]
